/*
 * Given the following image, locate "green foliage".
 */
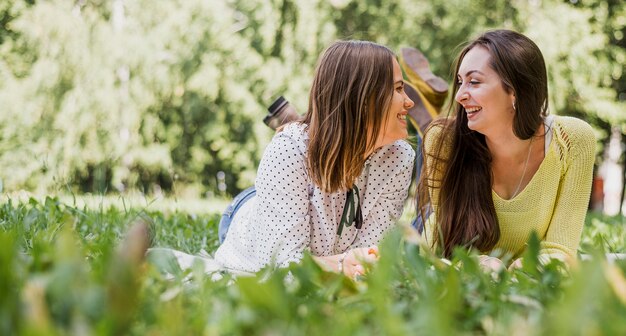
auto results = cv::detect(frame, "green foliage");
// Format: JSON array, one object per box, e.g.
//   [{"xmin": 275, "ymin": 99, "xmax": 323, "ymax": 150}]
[
  {"xmin": 0, "ymin": 0, "xmax": 624, "ymax": 195},
  {"xmin": 0, "ymin": 199, "xmax": 625, "ymax": 335},
  {"xmin": 0, "ymin": 0, "xmax": 277, "ymax": 196},
  {"xmin": 580, "ymin": 211, "xmax": 626, "ymax": 253}
]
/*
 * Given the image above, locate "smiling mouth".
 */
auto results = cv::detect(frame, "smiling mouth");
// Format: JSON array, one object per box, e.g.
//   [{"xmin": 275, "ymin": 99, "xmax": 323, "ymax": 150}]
[
  {"xmin": 397, "ymin": 113, "xmax": 407, "ymax": 121},
  {"xmin": 465, "ymin": 107, "xmax": 482, "ymax": 115}
]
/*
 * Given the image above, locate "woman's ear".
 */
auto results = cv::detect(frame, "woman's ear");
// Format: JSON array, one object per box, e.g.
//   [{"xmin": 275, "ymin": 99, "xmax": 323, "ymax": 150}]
[{"xmin": 511, "ymin": 93, "xmax": 516, "ymax": 112}]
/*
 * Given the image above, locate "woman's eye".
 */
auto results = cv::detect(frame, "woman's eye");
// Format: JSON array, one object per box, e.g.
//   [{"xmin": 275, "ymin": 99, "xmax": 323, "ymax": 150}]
[{"xmin": 458, "ymin": 79, "xmax": 480, "ymax": 86}]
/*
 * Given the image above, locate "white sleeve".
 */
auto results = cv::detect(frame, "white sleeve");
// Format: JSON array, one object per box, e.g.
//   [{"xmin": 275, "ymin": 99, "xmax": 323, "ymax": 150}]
[
  {"xmin": 354, "ymin": 140, "xmax": 415, "ymax": 246},
  {"xmin": 251, "ymin": 131, "xmax": 311, "ymax": 267},
  {"xmin": 374, "ymin": 141, "xmax": 415, "ymax": 219}
]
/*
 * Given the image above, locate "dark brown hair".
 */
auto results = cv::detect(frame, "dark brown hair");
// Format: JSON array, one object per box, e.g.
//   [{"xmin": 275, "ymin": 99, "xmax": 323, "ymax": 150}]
[
  {"xmin": 418, "ymin": 29, "xmax": 549, "ymax": 257},
  {"xmin": 303, "ymin": 40, "xmax": 395, "ymax": 193}
]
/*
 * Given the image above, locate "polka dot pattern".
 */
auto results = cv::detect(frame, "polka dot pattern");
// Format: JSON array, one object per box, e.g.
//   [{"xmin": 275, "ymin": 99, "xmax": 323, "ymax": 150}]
[{"xmin": 214, "ymin": 123, "xmax": 415, "ymax": 273}]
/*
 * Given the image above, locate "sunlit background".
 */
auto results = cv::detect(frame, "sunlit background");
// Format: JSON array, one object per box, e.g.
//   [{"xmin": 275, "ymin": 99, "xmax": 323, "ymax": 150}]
[
  {"xmin": 1, "ymin": 0, "xmax": 624, "ymax": 215},
  {"xmin": 1, "ymin": 2, "xmax": 625, "ymax": 335}
]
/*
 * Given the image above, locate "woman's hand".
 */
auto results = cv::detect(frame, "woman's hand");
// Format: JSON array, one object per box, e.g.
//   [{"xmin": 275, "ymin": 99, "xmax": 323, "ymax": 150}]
[
  {"xmin": 341, "ymin": 246, "xmax": 379, "ymax": 277},
  {"xmin": 478, "ymin": 255, "xmax": 505, "ymax": 273},
  {"xmin": 508, "ymin": 258, "xmax": 523, "ymax": 271},
  {"xmin": 315, "ymin": 246, "xmax": 379, "ymax": 278}
]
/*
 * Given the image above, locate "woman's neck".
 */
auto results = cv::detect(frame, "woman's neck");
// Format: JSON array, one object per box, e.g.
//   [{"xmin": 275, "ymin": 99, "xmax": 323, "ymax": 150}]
[
  {"xmin": 485, "ymin": 126, "xmax": 542, "ymax": 162},
  {"xmin": 486, "ymin": 133, "xmax": 527, "ymax": 162}
]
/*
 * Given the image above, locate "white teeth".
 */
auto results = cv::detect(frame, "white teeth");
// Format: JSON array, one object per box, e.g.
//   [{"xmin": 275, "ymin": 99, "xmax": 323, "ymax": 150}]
[
  {"xmin": 465, "ymin": 107, "xmax": 482, "ymax": 113},
  {"xmin": 397, "ymin": 114, "xmax": 406, "ymax": 120}
]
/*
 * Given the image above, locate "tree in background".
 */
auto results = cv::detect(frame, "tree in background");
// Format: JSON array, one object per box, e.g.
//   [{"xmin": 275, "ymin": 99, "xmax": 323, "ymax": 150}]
[{"xmin": 0, "ymin": 0, "xmax": 624, "ymax": 198}]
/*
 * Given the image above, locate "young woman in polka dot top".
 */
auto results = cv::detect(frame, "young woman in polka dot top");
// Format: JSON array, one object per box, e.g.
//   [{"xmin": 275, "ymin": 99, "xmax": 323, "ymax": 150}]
[{"xmin": 213, "ymin": 40, "xmax": 416, "ymax": 277}]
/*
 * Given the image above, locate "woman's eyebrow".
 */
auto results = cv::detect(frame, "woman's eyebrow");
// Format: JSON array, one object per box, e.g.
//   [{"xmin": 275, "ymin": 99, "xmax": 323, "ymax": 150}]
[{"xmin": 459, "ymin": 69, "xmax": 485, "ymax": 77}]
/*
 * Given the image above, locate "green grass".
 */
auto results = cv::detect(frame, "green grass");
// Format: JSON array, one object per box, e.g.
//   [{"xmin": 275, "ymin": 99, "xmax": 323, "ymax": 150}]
[
  {"xmin": 1, "ymin": 191, "xmax": 231, "ymax": 215},
  {"xmin": 0, "ymin": 196, "xmax": 625, "ymax": 335},
  {"xmin": 580, "ymin": 212, "xmax": 626, "ymax": 254}
]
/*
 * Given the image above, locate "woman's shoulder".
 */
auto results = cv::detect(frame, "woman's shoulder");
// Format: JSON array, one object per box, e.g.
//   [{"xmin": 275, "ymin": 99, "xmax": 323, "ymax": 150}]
[
  {"xmin": 552, "ymin": 115, "xmax": 595, "ymax": 143},
  {"xmin": 390, "ymin": 139, "xmax": 416, "ymax": 159},
  {"xmin": 271, "ymin": 122, "xmax": 309, "ymax": 150},
  {"xmin": 259, "ymin": 123, "xmax": 309, "ymax": 168},
  {"xmin": 368, "ymin": 140, "xmax": 415, "ymax": 168},
  {"xmin": 423, "ymin": 118, "xmax": 454, "ymax": 153},
  {"xmin": 278, "ymin": 122, "xmax": 308, "ymax": 140},
  {"xmin": 387, "ymin": 139, "xmax": 415, "ymax": 154},
  {"xmin": 552, "ymin": 115, "xmax": 593, "ymax": 133},
  {"xmin": 551, "ymin": 115, "xmax": 596, "ymax": 159}
]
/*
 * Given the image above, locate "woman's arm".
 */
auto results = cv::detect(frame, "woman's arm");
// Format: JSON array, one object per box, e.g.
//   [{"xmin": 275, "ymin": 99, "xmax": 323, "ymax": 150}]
[
  {"xmin": 511, "ymin": 118, "xmax": 596, "ymax": 268},
  {"xmin": 375, "ymin": 141, "xmax": 416, "ymax": 218},
  {"xmin": 215, "ymin": 126, "xmax": 312, "ymax": 272},
  {"xmin": 312, "ymin": 141, "xmax": 413, "ymax": 277},
  {"xmin": 352, "ymin": 141, "xmax": 415, "ymax": 248},
  {"xmin": 420, "ymin": 123, "xmax": 450, "ymax": 249},
  {"xmin": 253, "ymin": 130, "xmax": 312, "ymax": 267}
]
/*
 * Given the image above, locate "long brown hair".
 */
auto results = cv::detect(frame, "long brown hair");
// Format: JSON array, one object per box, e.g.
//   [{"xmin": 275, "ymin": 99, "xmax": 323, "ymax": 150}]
[
  {"xmin": 303, "ymin": 40, "xmax": 395, "ymax": 193},
  {"xmin": 418, "ymin": 29, "xmax": 549, "ymax": 257}
]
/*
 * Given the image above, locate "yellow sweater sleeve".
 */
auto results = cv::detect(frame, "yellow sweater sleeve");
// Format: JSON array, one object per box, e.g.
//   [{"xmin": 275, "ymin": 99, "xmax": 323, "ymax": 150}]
[
  {"xmin": 420, "ymin": 123, "xmax": 450, "ymax": 250},
  {"xmin": 537, "ymin": 117, "xmax": 596, "ymax": 261},
  {"xmin": 422, "ymin": 124, "xmax": 447, "ymax": 209}
]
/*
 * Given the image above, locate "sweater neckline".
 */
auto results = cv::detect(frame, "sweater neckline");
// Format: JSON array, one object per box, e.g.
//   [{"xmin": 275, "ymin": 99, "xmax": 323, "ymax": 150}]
[{"xmin": 492, "ymin": 121, "xmax": 555, "ymax": 202}]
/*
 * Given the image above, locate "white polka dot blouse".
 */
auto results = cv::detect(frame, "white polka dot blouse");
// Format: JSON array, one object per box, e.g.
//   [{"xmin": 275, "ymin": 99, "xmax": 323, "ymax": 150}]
[{"xmin": 214, "ymin": 123, "xmax": 415, "ymax": 273}]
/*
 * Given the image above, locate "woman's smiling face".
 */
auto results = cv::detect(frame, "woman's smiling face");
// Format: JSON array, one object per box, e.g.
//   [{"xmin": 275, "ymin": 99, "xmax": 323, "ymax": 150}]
[
  {"xmin": 373, "ymin": 58, "xmax": 414, "ymax": 149},
  {"xmin": 454, "ymin": 46, "xmax": 516, "ymax": 137}
]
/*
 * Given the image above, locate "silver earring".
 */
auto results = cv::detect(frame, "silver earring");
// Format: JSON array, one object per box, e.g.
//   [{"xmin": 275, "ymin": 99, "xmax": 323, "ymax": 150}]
[{"xmin": 512, "ymin": 102, "xmax": 516, "ymax": 111}]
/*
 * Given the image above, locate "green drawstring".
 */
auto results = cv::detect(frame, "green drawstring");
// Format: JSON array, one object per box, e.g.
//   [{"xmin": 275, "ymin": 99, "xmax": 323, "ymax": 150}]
[{"xmin": 337, "ymin": 185, "xmax": 363, "ymax": 236}]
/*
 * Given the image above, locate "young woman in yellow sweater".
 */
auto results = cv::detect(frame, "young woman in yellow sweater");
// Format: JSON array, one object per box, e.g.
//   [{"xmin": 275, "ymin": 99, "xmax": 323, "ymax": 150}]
[{"xmin": 418, "ymin": 29, "xmax": 596, "ymax": 270}]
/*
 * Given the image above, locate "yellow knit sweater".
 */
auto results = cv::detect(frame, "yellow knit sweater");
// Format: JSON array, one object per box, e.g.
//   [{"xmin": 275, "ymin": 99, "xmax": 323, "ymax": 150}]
[{"xmin": 423, "ymin": 116, "xmax": 596, "ymax": 263}]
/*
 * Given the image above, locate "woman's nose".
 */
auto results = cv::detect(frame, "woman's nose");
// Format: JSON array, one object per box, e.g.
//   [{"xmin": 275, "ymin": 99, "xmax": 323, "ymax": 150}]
[
  {"xmin": 404, "ymin": 94, "xmax": 414, "ymax": 109},
  {"xmin": 455, "ymin": 88, "xmax": 469, "ymax": 104}
]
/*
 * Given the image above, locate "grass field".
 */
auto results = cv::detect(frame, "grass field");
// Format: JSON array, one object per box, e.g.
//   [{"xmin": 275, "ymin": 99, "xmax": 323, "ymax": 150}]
[{"xmin": 1, "ymin": 196, "xmax": 625, "ymax": 335}]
